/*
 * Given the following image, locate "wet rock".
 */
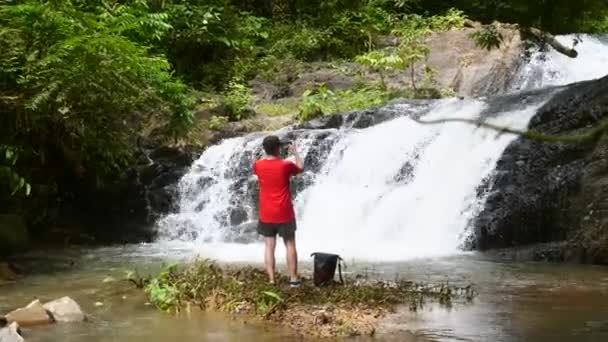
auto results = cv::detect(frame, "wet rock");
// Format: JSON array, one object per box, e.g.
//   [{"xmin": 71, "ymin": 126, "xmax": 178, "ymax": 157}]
[
  {"xmin": 229, "ymin": 208, "xmax": 249, "ymax": 226},
  {"xmin": 471, "ymin": 75, "xmax": 608, "ymax": 263},
  {"xmin": 43, "ymin": 297, "xmax": 85, "ymax": 323},
  {"xmin": 0, "ymin": 322, "xmax": 24, "ymax": 342},
  {"xmin": 5, "ymin": 300, "xmax": 53, "ymax": 327},
  {"xmin": 296, "ymin": 115, "xmax": 343, "ymax": 130},
  {"xmin": 0, "ymin": 215, "xmax": 29, "ymax": 258},
  {"xmin": 249, "ymin": 79, "xmax": 290, "ymax": 100},
  {"xmin": 57, "ymin": 144, "xmax": 201, "ymax": 244}
]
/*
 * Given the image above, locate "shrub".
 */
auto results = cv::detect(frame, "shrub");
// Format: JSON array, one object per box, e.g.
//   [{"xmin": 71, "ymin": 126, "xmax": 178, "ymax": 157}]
[
  {"xmin": 223, "ymin": 80, "xmax": 253, "ymax": 121},
  {"xmin": 208, "ymin": 116, "xmax": 229, "ymax": 131}
]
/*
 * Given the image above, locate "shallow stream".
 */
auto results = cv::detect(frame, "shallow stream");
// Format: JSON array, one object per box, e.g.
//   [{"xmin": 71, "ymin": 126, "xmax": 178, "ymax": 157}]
[{"xmin": 2, "ymin": 245, "xmax": 608, "ymax": 341}]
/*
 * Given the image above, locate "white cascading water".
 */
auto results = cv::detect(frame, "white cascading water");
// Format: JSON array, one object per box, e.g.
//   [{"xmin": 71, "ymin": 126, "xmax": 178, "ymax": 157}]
[
  {"xmin": 514, "ymin": 34, "xmax": 608, "ymax": 90},
  {"xmin": 294, "ymin": 99, "xmax": 544, "ymax": 260},
  {"xmin": 156, "ymin": 35, "xmax": 608, "ymax": 262}
]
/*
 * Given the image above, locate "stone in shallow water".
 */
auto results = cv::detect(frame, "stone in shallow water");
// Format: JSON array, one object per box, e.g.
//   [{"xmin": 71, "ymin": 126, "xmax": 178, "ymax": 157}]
[
  {"xmin": 43, "ymin": 297, "xmax": 86, "ymax": 323},
  {"xmin": 5, "ymin": 300, "xmax": 53, "ymax": 327},
  {"xmin": 0, "ymin": 322, "xmax": 24, "ymax": 342}
]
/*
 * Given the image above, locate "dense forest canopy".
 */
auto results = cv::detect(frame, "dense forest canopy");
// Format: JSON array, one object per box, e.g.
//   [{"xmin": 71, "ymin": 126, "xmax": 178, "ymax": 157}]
[{"xmin": 1, "ymin": 0, "xmax": 607, "ymax": 232}]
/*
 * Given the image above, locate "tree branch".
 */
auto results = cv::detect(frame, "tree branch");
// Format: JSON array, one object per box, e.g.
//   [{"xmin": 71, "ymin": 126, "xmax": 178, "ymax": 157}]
[
  {"xmin": 526, "ymin": 28, "xmax": 578, "ymax": 58},
  {"xmin": 412, "ymin": 116, "xmax": 608, "ymax": 144},
  {"xmin": 465, "ymin": 19, "xmax": 579, "ymax": 58}
]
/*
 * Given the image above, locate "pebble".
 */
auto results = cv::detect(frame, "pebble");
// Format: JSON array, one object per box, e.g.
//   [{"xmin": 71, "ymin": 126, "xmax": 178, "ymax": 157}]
[{"xmin": 94, "ymin": 302, "xmax": 104, "ymax": 307}]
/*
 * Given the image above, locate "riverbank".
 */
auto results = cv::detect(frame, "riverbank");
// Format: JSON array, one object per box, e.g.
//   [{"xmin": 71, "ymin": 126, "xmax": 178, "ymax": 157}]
[{"xmin": 136, "ymin": 260, "xmax": 473, "ymax": 338}]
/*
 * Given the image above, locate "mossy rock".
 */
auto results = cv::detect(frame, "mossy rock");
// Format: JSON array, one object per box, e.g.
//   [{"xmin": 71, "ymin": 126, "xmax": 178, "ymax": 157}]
[{"xmin": 0, "ymin": 214, "xmax": 29, "ymax": 258}]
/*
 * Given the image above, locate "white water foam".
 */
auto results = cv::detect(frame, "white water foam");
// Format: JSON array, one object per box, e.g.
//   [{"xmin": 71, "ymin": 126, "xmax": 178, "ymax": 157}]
[
  {"xmin": 293, "ymin": 99, "xmax": 544, "ymax": 261},
  {"xmin": 514, "ymin": 34, "xmax": 608, "ymax": 90}
]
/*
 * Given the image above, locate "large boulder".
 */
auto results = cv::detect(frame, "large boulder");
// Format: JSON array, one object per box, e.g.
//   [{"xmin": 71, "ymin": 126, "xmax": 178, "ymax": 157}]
[
  {"xmin": 423, "ymin": 27, "xmax": 524, "ymax": 97},
  {"xmin": 0, "ymin": 322, "xmax": 24, "ymax": 342},
  {"xmin": 5, "ymin": 300, "xmax": 53, "ymax": 327},
  {"xmin": 471, "ymin": 75, "xmax": 608, "ymax": 263},
  {"xmin": 0, "ymin": 215, "xmax": 28, "ymax": 258},
  {"xmin": 43, "ymin": 297, "xmax": 85, "ymax": 323}
]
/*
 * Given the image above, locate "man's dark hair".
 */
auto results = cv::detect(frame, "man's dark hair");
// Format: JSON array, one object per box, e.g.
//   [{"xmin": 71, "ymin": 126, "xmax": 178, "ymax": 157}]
[{"xmin": 262, "ymin": 135, "xmax": 281, "ymax": 156}]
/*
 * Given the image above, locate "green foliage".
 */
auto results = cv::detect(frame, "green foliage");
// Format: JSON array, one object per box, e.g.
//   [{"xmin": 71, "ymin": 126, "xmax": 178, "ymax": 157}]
[
  {"xmin": 268, "ymin": 24, "xmax": 329, "ymax": 61},
  {"xmin": 426, "ymin": 8, "xmax": 467, "ymax": 31},
  {"xmin": 145, "ymin": 263, "xmax": 180, "ymax": 311},
  {"xmin": 407, "ymin": 0, "xmax": 608, "ymax": 34},
  {"xmin": 208, "ymin": 115, "xmax": 229, "ymax": 131},
  {"xmin": 356, "ymin": 23, "xmax": 431, "ymax": 91},
  {"xmin": 0, "ymin": 0, "xmax": 193, "ymax": 215},
  {"xmin": 223, "ymin": 80, "xmax": 253, "ymax": 120},
  {"xmin": 470, "ymin": 23, "xmax": 504, "ymax": 50},
  {"xmin": 0, "ymin": 146, "xmax": 30, "ymax": 197},
  {"xmin": 395, "ymin": 29, "xmax": 431, "ymax": 90},
  {"xmin": 356, "ymin": 50, "xmax": 403, "ymax": 89},
  {"xmin": 298, "ymin": 84, "xmax": 337, "ymax": 121},
  {"xmin": 255, "ymin": 101, "xmax": 299, "ymax": 117},
  {"xmin": 256, "ymin": 290, "xmax": 283, "ymax": 315},
  {"xmin": 298, "ymin": 84, "xmax": 399, "ymax": 121},
  {"xmin": 160, "ymin": 0, "xmax": 269, "ymax": 86}
]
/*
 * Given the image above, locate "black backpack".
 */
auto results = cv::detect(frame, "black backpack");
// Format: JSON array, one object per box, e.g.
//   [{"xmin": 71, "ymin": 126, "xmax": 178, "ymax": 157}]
[{"xmin": 311, "ymin": 252, "xmax": 344, "ymax": 287}]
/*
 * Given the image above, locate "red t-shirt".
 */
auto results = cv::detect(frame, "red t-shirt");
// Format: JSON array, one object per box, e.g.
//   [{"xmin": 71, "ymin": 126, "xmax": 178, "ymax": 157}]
[{"xmin": 253, "ymin": 159, "xmax": 302, "ymax": 223}]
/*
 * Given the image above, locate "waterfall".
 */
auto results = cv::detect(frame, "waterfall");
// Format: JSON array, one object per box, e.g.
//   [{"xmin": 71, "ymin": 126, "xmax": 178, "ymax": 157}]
[
  {"xmin": 155, "ymin": 35, "xmax": 608, "ymax": 262},
  {"xmin": 512, "ymin": 34, "xmax": 608, "ymax": 90}
]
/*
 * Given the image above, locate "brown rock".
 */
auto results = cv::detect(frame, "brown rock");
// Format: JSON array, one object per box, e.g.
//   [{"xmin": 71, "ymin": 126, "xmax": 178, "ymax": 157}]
[
  {"xmin": 0, "ymin": 263, "xmax": 18, "ymax": 281},
  {"xmin": 5, "ymin": 299, "xmax": 53, "ymax": 327},
  {"xmin": 43, "ymin": 297, "xmax": 86, "ymax": 322},
  {"xmin": 422, "ymin": 27, "xmax": 523, "ymax": 97}
]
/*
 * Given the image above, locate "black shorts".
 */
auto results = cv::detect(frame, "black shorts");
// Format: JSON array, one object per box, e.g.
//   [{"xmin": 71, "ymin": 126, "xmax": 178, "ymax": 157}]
[{"xmin": 257, "ymin": 220, "xmax": 297, "ymax": 238}]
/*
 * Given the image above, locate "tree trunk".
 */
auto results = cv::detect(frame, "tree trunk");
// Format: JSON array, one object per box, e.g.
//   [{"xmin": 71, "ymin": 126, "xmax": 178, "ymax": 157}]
[
  {"xmin": 410, "ymin": 64, "xmax": 417, "ymax": 92},
  {"xmin": 526, "ymin": 27, "xmax": 578, "ymax": 58},
  {"xmin": 465, "ymin": 19, "xmax": 579, "ymax": 58}
]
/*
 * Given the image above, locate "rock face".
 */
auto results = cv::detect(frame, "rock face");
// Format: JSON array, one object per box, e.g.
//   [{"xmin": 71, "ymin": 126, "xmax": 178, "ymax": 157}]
[
  {"xmin": 5, "ymin": 300, "xmax": 53, "ymax": 327},
  {"xmin": 250, "ymin": 28, "xmax": 525, "ymax": 102},
  {"xmin": 472, "ymin": 75, "xmax": 608, "ymax": 263},
  {"xmin": 277, "ymin": 28, "xmax": 524, "ymax": 99},
  {"xmin": 0, "ymin": 215, "xmax": 28, "ymax": 258},
  {"xmin": 56, "ymin": 145, "xmax": 202, "ymax": 243},
  {"xmin": 43, "ymin": 297, "xmax": 85, "ymax": 323},
  {"xmin": 423, "ymin": 27, "xmax": 524, "ymax": 97},
  {"xmin": 0, "ymin": 322, "xmax": 24, "ymax": 342}
]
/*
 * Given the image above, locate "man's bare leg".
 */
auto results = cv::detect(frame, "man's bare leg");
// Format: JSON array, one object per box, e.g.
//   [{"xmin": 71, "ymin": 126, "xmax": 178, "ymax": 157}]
[
  {"xmin": 264, "ymin": 237, "xmax": 277, "ymax": 283},
  {"xmin": 283, "ymin": 234, "xmax": 298, "ymax": 281}
]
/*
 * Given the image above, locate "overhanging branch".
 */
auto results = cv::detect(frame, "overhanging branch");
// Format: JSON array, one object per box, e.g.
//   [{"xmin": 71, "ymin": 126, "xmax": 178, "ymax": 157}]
[
  {"xmin": 412, "ymin": 117, "xmax": 608, "ymax": 144},
  {"xmin": 465, "ymin": 19, "xmax": 579, "ymax": 58},
  {"xmin": 526, "ymin": 28, "xmax": 578, "ymax": 58}
]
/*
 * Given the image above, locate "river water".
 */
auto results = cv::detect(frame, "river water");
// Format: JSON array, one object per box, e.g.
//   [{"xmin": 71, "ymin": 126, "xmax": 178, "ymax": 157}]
[{"xmin": 2, "ymin": 245, "xmax": 608, "ymax": 341}]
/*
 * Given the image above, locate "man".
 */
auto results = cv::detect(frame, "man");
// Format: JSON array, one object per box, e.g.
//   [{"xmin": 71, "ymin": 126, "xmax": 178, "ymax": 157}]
[{"xmin": 253, "ymin": 135, "xmax": 304, "ymax": 287}]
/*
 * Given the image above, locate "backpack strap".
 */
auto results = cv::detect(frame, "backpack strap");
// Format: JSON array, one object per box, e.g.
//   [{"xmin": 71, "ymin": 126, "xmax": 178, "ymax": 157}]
[{"xmin": 337, "ymin": 256, "xmax": 344, "ymax": 285}]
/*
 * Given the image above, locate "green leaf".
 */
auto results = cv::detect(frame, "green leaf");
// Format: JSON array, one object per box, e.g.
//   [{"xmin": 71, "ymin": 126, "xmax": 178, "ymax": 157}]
[{"xmin": 263, "ymin": 291, "xmax": 283, "ymax": 302}]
